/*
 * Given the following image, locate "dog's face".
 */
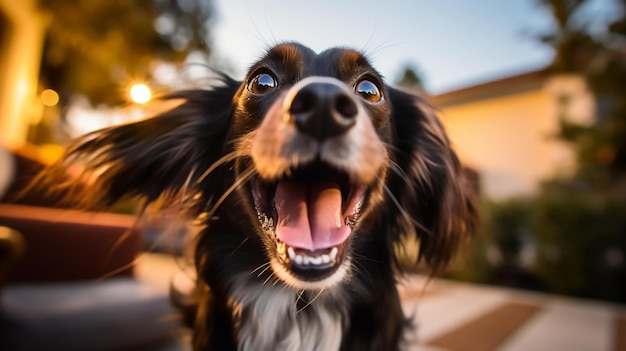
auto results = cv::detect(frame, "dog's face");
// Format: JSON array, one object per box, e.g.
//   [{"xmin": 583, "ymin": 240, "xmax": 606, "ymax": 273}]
[
  {"xmin": 231, "ymin": 43, "xmax": 393, "ymax": 289},
  {"xmin": 42, "ymin": 42, "xmax": 474, "ymax": 300}
]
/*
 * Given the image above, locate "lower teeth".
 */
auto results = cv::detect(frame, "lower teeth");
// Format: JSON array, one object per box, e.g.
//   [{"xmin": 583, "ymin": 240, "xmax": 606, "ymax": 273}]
[{"xmin": 285, "ymin": 246, "xmax": 339, "ymax": 266}]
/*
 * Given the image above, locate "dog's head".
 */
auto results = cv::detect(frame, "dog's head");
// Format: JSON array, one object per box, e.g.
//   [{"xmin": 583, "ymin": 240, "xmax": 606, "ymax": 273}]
[
  {"xmin": 231, "ymin": 44, "xmax": 393, "ymax": 289},
  {"xmin": 38, "ymin": 42, "xmax": 475, "ymax": 291}
]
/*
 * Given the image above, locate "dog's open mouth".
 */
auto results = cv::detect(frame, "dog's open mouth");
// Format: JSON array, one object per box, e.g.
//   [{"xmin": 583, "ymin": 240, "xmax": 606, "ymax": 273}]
[{"xmin": 252, "ymin": 161, "xmax": 366, "ymax": 281}]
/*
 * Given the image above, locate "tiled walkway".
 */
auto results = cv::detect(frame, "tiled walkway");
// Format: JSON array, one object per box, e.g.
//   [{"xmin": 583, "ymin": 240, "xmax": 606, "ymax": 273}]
[
  {"xmin": 136, "ymin": 253, "xmax": 626, "ymax": 351},
  {"xmin": 400, "ymin": 276, "xmax": 626, "ymax": 351}
]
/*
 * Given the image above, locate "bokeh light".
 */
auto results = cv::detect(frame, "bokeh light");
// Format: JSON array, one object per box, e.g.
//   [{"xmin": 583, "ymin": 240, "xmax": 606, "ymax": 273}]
[
  {"xmin": 40, "ymin": 89, "xmax": 59, "ymax": 107},
  {"xmin": 129, "ymin": 83, "xmax": 152, "ymax": 104}
]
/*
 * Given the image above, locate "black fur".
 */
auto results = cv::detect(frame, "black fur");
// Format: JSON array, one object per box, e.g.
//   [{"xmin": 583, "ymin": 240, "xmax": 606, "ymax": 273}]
[{"xmin": 37, "ymin": 43, "xmax": 476, "ymax": 350}]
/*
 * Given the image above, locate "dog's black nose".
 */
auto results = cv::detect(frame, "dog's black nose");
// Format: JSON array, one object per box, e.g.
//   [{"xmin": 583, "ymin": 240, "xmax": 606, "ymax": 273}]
[{"xmin": 289, "ymin": 82, "xmax": 358, "ymax": 140}]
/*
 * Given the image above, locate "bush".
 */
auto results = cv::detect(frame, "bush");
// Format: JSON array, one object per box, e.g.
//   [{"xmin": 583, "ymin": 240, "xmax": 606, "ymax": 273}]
[
  {"xmin": 449, "ymin": 199, "xmax": 545, "ymax": 291},
  {"xmin": 531, "ymin": 191, "xmax": 626, "ymax": 302},
  {"xmin": 448, "ymin": 191, "xmax": 626, "ymax": 303}
]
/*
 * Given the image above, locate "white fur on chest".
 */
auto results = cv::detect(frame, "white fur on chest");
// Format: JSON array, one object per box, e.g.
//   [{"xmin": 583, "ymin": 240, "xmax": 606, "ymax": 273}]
[{"xmin": 229, "ymin": 284, "xmax": 342, "ymax": 351}]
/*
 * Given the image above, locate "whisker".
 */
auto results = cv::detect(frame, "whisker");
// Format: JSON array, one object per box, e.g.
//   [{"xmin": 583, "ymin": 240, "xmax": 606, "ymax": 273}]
[
  {"xmin": 360, "ymin": 25, "xmax": 379, "ymax": 56},
  {"xmin": 295, "ymin": 289, "xmax": 305, "ymax": 306},
  {"xmin": 349, "ymin": 259, "xmax": 373, "ymax": 284},
  {"xmin": 180, "ymin": 166, "xmax": 197, "ymax": 202},
  {"xmin": 250, "ymin": 262, "xmax": 270, "ymax": 275},
  {"xmin": 364, "ymin": 41, "xmax": 407, "ymax": 61},
  {"xmin": 382, "ymin": 183, "xmax": 431, "ymax": 236},
  {"xmin": 257, "ymin": 265, "xmax": 272, "ymax": 278},
  {"xmin": 252, "ymin": 263, "xmax": 271, "ymax": 278},
  {"xmin": 351, "ymin": 252, "xmax": 380, "ymax": 264},
  {"xmin": 246, "ymin": 10, "xmax": 275, "ymax": 50},
  {"xmin": 296, "ymin": 288, "xmax": 325, "ymax": 314},
  {"xmin": 205, "ymin": 166, "xmax": 256, "ymax": 219},
  {"xmin": 387, "ymin": 160, "xmax": 409, "ymax": 184},
  {"xmin": 263, "ymin": 272, "xmax": 277, "ymax": 286},
  {"xmin": 196, "ymin": 151, "xmax": 241, "ymax": 185},
  {"xmin": 229, "ymin": 237, "xmax": 250, "ymax": 256}
]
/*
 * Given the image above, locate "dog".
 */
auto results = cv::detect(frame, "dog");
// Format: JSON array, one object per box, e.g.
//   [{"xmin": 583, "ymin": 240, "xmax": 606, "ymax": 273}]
[{"xmin": 40, "ymin": 42, "xmax": 476, "ymax": 350}]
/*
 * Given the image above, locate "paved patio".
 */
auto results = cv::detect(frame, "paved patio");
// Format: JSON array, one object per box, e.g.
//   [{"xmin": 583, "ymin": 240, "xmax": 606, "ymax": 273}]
[
  {"xmin": 135, "ymin": 253, "xmax": 626, "ymax": 351},
  {"xmin": 399, "ymin": 276, "xmax": 626, "ymax": 351}
]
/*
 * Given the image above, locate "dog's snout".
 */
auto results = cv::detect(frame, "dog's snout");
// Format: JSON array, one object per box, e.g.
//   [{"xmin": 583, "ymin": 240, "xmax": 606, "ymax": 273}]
[{"xmin": 289, "ymin": 82, "xmax": 358, "ymax": 140}]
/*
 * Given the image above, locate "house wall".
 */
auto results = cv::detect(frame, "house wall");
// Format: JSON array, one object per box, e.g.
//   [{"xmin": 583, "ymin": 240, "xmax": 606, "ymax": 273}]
[{"xmin": 437, "ymin": 84, "xmax": 578, "ymax": 199}]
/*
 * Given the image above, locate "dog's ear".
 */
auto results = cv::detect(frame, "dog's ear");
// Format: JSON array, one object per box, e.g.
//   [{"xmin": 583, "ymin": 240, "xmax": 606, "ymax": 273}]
[
  {"xmin": 32, "ymin": 76, "xmax": 241, "ymax": 215},
  {"xmin": 386, "ymin": 87, "xmax": 477, "ymax": 273}
]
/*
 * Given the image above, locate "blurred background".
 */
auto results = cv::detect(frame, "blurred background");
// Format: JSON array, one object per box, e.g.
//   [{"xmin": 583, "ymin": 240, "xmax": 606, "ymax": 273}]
[{"xmin": 0, "ymin": 0, "xmax": 625, "ymax": 350}]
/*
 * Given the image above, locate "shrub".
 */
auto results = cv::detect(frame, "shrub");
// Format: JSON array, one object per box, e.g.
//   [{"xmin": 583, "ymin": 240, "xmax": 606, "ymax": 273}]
[{"xmin": 531, "ymin": 191, "xmax": 626, "ymax": 302}]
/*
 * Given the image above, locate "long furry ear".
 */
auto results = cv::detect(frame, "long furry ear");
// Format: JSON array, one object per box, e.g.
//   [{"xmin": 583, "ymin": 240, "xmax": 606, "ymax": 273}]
[
  {"xmin": 31, "ymin": 76, "xmax": 241, "ymax": 216},
  {"xmin": 386, "ymin": 87, "xmax": 477, "ymax": 273}
]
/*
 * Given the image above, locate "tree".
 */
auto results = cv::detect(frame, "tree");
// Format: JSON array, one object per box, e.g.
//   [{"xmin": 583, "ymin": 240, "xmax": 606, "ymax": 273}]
[
  {"xmin": 395, "ymin": 64, "xmax": 426, "ymax": 92},
  {"xmin": 530, "ymin": 0, "xmax": 626, "ymax": 302},
  {"xmin": 38, "ymin": 0, "xmax": 215, "ymax": 107},
  {"xmin": 539, "ymin": 0, "xmax": 626, "ymax": 192}
]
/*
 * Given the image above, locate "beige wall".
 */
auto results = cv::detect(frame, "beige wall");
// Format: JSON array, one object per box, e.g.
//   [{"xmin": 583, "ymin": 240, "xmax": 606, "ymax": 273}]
[{"xmin": 439, "ymin": 86, "xmax": 577, "ymax": 199}]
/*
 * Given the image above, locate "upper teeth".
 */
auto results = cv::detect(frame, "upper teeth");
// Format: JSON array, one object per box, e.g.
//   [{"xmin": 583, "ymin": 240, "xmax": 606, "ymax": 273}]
[{"xmin": 287, "ymin": 246, "xmax": 339, "ymax": 266}]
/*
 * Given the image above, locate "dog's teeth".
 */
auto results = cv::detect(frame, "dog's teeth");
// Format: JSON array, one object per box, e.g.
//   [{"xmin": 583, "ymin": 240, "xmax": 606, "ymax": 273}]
[
  {"xmin": 287, "ymin": 247, "xmax": 296, "ymax": 260},
  {"xmin": 330, "ymin": 247, "xmax": 338, "ymax": 261},
  {"xmin": 310, "ymin": 256, "xmax": 322, "ymax": 265},
  {"xmin": 294, "ymin": 255, "xmax": 303, "ymax": 265},
  {"xmin": 287, "ymin": 247, "xmax": 338, "ymax": 266}
]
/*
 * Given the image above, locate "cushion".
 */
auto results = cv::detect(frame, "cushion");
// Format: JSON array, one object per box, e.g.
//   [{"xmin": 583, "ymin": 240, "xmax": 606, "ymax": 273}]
[{"xmin": 0, "ymin": 204, "xmax": 141, "ymax": 282}]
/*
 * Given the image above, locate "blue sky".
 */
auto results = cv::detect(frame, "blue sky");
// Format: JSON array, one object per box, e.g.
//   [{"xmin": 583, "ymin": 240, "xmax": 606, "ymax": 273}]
[{"xmin": 208, "ymin": 0, "xmax": 620, "ymax": 94}]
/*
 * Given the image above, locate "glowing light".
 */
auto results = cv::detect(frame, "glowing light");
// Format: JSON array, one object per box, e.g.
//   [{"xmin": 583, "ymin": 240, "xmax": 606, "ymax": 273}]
[
  {"xmin": 40, "ymin": 89, "xmax": 59, "ymax": 107},
  {"xmin": 129, "ymin": 83, "xmax": 152, "ymax": 104}
]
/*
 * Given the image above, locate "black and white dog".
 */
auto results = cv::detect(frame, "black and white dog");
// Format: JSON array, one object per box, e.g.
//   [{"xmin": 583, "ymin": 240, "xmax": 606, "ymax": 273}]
[{"xmin": 42, "ymin": 43, "xmax": 476, "ymax": 350}]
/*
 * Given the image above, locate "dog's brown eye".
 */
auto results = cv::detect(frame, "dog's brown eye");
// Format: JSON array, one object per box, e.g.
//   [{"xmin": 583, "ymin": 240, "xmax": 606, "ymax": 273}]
[
  {"xmin": 355, "ymin": 79, "xmax": 382, "ymax": 103},
  {"xmin": 248, "ymin": 73, "xmax": 277, "ymax": 94}
]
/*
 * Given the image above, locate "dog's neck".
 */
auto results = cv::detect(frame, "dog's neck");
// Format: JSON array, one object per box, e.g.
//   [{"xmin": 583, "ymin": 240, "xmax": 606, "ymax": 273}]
[{"xmin": 229, "ymin": 281, "xmax": 343, "ymax": 351}]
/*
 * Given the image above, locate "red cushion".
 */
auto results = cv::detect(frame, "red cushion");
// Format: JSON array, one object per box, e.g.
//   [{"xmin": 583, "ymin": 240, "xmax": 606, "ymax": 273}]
[{"xmin": 0, "ymin": 204, "xmax": 142, "ymax": 282}]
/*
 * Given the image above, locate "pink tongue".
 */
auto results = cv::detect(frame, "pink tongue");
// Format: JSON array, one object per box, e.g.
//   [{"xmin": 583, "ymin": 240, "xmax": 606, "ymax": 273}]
[{"xmin": 275, "ymin": 181, "xmax": 350, "ymax": 250}]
